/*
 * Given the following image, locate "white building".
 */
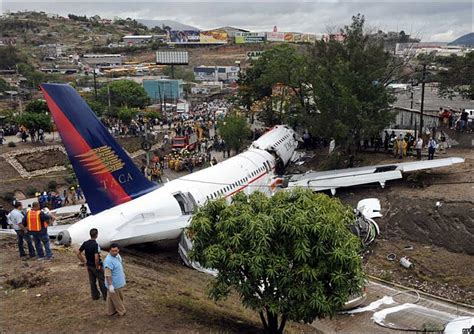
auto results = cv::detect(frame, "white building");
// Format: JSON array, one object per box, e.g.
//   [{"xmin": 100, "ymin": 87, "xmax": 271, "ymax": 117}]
[
  {"xmin": 123, "ymin": 35, "xmax": 153, "ymax": 45},
  {"xmin": 395, "ymin": 43, "xmax": 471, "ymax": 57},
  {"xmin": 81, "ymin": 54, "xmax": 122, "ymax": 66}
]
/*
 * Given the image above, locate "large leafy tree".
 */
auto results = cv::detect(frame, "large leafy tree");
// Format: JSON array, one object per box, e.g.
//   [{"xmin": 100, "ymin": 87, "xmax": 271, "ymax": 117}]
[
  {"xmin": 189, "ymin": 189, "xmax": 365, "ymax": 334},
  {"xmin": 97, "ymin": 80, "xmax": 150, "ymax": 110},
  {"xmin": 238, "ymin": 44, "xmax": 309, "ymax": 126},
  {"xmin": 117, "ymin": 106, "xmax": 138, "ymax": 124},
  {"xmin": 16, "ymin": 112, "xmax": 51, "ymax": 130},
  {"xmin": 217, "ymin": 113, "xmax": 252, "ymax": 153},
  {"xmin": 437, "ymin": 52, "xmax": 474, "ymax": 100},
  {"xmin": 16, "ymin": 99, "xmax": 51, "ymax": 130},
  {"xmin": 25, "ymin": 99, "xmax": 49, "ymax": 114},
  {"xmin": 307, "ymin": 14, "xmax": 395, "ymax": 148},
  {"xmin": 238, "ymin": 15, "xmax": 396, "ymax": 149}
]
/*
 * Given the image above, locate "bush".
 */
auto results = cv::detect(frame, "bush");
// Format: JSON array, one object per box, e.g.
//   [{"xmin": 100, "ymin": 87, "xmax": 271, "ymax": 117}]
[
  {"xmin": 47, "ymin": 180, "xmax": 58, "ymax": 191},
  {"xmin": 2, "ymin": 192, "xmax": 15, "ymax": 203},
  {"xmin": 7, "ymin": 141, "xmax": 16, "ymax": 147},
  {"xmin": 26, "ymin": 186, "xmax": 38, "ymax": 197}
]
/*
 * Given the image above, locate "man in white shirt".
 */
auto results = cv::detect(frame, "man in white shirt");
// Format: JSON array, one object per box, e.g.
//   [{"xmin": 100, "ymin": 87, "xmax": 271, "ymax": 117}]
[
  {"xmin": 7, "ymin": 202, "xmax": 36, "ymax": 258},
  {"xmin": 415, "ymin": 137, "xmax": 423, "ymax": 160}
]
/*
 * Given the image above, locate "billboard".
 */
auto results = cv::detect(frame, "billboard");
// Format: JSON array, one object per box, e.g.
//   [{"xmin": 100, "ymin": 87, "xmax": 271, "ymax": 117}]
[
  {"xmin": 266, "ymin": 32, "xmax": 285, "ymax": 42},
  {"xmin": 199, "ymin": 31, "xmax": 228, "ymax": 44},
  {"xmin": 283, "ymin": 32, "xmax": 316, "ymax": 43},
  {"xmin": 169, "ymin": 30, "xmax": 227, "ymax": 44},
  {"xmin": 194, "ymin": 67, "xmax": 217, "ymax": 81},
  {"xmin": 235, "ymin": 32, "xmax": 265, "ymax": 44},
  {"xmin": 301, "ymin": 34, "xmax": 316, "ymax": 44},
  {"xmin": 156, "ymin": 51, "xmax": 189, "ymax": 65},
  {"xmin": 246, "ymin": 50, "xmax": 264, "ymax": 60},
  {"xmin": 169, "ymin": 30, "xmax": 200, "ymax": 43}
]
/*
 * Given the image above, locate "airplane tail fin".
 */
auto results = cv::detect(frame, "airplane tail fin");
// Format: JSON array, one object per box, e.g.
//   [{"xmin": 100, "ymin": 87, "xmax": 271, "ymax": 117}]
[{"xmin": 40, "ymin": 83, "xmax": 157, "ymax": 214}]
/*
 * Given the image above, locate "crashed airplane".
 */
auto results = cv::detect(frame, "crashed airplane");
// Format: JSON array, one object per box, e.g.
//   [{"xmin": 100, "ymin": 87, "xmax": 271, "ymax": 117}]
[{"xmin": 37, "ymin": 84, "xmax": 463, "ymax": 256}]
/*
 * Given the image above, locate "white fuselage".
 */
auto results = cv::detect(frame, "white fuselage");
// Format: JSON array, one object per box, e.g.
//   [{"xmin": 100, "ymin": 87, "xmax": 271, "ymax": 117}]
[{"xmin": 63, "ymin": 125, "xmax": 297, "ymax": 248}]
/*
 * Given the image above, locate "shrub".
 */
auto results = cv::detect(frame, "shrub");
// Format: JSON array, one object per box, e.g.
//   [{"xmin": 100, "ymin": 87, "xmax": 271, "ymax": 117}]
[
  {"xmin": 26, "ymin": 186, "xmax": 38, "ymax": 196},
  {"xmin": 47, "ymin": 180, "xmax": 58, "ymax": 191},
  {"xmin": 2, "ymin": 192, "xmax": 15, "ymax": 203}
]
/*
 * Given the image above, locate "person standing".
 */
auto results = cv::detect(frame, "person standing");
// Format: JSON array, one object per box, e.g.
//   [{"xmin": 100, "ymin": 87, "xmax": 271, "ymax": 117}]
[
  {"xmin": 427, "ymin": 137, "xmax": 437, "ymax": 160},
  {"xmin": 0, "ymin": 205, "xmax": 8, "ymax": 229},
  {"xmin": 25, "ymin": 202, "xmax": 53, "ymax": 260},
  {"xmin": 7, "ymin": 202, "xmax": 36, "ymax": 259},
  {"xmin": 104, "ymin": 243, "xmax": 126, "ymax": 316},
  {"xmin": 77, "ymin": 228, "xmax": 107, "ymax": 301},
  {"xmin": 79, "ymin": 204, "xmax": 88, "ymax": 219},
  {"xmin": 415, "ymin": 137, "xmax": 423, "ymax": 160}
]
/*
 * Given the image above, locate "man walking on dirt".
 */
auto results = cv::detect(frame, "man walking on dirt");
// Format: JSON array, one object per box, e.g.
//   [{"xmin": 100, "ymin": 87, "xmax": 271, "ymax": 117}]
[
  {"xmin": 77, "ymin": 228, "xmax": 107, "ymax": 301},
  {"xmin": 104, "ymin": 243, "xmax": 126, "ymax": 316}
]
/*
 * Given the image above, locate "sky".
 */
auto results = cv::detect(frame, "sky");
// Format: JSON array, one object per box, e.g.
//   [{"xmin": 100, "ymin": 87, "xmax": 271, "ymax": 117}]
[{"xmin": 2, "ymin": 1, "xmax": 473, "ymax": 42}]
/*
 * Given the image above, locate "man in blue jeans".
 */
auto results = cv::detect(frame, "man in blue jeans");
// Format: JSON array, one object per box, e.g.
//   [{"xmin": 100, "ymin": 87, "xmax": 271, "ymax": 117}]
[
  {"xmin": 24, "ymin": 202, "xmax": 53, "ymax": 260},
  {"xmin": 7, "ymin": 202, "xmax": 36, "ymax": 259}
]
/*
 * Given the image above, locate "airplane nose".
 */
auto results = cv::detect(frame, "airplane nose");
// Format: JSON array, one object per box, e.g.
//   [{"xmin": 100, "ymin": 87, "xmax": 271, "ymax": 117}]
[{"xmin": 57, "ymin": 230, "xmax": 71, "ymax": 246}]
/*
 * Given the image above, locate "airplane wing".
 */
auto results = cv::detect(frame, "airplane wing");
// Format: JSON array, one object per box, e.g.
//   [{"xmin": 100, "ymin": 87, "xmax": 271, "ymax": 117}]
[
  {"xmin": 109, "ymin": 214, "xmax": 191, "ymax": 246},
  {"xmin": 50, "ymin": 204, "xmax": 90, "ymax": 215},
  {"xmin": 287, "ymin": 157, "xmax": 464, "ymax": 194}
]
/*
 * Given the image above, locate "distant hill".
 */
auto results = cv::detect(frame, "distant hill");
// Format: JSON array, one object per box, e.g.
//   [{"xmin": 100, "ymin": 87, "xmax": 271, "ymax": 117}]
[
  {"xmin": 448, "ymin": 32, "xmax": 474, "ymax": 46},
  {"xmin": 137, "ymin": 19, "xmax": 200, "ymax": 31}
]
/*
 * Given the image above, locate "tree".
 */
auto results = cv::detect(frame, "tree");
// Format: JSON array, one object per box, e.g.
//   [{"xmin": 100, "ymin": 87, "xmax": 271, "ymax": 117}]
[
  {"xmin": 307, "ymin": 14, "xmax": 395, "ymax": 148},
  {"xmin": 25, "ymin": 99, "xmax": 49, "ymax": 114},
  {"xmin": 238, "ymin": 44, "xmax": 309, "ymax": 125},
  {"xmin": 398, "ymin": 30, "xmax": 409, "ymax": 43},
  {"xmin": 0, "ymin": 46, "xmax": 27, "ymax": 70},
  {"xmin": 162, "ymin": 66, "xmax": 195, "ymax": 82},
  {"xmin": 0, "ymin": 78, "xmax": 13, "ymax": 93},
  {"xmin": 84, "ymin": 97, "xmax": 107, "ymax": 117},
  {"xmin": 117, "ymin": 106, "xmax": 138, "ymax": 124},
  {"xmin": 217, "ymin": 113, "xmax": 251, "ymax": 153},
  {"xmin": 16, "ymin": 112, "xmax": 51, "ymax": 130},
  {"xmin": 189, "ymin": 189, "xmax": 365, "ymax": 334},
  {"xmin": 97, "ymin": 80, "xmax": 150, "ymax": 110},
  {"xmin": 437, "ymin": 52, "xmax": 474, "ymax": 99},
  {"xmin": 144, "ymin": 111, "xmax": 161, "ymax": 122}
]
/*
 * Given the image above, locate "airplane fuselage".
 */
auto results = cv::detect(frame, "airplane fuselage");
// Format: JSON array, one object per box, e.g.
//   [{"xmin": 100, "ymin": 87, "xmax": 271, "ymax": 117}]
[{"xmin": 58, "ymin": 125, "xmax": 298, "ymax": 248}]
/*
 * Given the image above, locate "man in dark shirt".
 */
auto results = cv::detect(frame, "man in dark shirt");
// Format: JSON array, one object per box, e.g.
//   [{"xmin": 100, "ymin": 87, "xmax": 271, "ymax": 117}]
[{"xmin": 76, "ymin": 228, "xmax": 107, "ymax": 300}]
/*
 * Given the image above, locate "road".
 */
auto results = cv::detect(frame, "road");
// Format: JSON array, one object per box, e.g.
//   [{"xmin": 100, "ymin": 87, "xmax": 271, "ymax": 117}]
[{"xmin": 311, "ymin": 280, "xmax": 473, "ymax": 333}]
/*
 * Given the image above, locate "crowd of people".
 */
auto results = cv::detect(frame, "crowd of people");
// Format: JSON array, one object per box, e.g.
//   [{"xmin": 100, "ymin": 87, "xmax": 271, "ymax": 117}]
[
  {"xmin": 0, "ymin": 125, "xmax": 46, "ymax": 145},
  {"xmin": 31, "ymin": 186, "xmax": 84, "ymax": 210},
  {"xmin": 438, "ymin": 107, "xmax": 472, "ymax": 133}
]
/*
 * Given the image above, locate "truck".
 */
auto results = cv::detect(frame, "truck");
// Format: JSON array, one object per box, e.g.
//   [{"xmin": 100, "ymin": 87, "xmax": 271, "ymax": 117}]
[{"xmin": 171, "ymin": 133, "xmax": 197, "ymax": 151}]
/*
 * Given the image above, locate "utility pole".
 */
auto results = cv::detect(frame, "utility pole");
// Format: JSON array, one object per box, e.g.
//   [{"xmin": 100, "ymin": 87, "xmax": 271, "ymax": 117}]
[
  {"xmin": 107, "ymin": 84, "xmax": 111, "ymax": 108},
  {"xmin": 93, "ymin": 69, "xmax": 98, "ymax": 99},
  {"xmin": 419, "ymin": 64, "xmax": 426, "ymax": 136}
]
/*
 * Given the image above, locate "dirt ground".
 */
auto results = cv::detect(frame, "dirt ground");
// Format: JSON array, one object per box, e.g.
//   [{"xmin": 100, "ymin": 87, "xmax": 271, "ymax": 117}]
[
  {"xmin": 0, "ymin": 236, "xmax": 313, "ymax": 333},
  {"xmin": 15, "ymin": 150, "xmax": 69, "ymax": 172},
  {"xmin": 328, "ymin": 147, "xmax": 474, "ymax": 305}
]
